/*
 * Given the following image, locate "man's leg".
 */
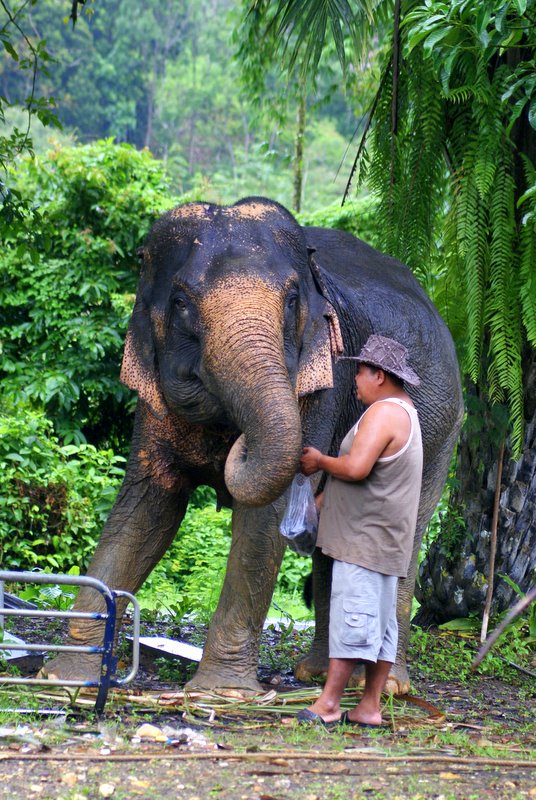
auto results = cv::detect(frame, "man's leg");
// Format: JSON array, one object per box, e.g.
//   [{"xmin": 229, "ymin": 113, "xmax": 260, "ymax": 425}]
[
  {"xmin": 300, "ymin": 656, "xmax": 392, "ymax": 725},
  {"xmin": 299, "ymin": 564, "xmax": 397, "ymax": 725},
  {"xmin": 346, "ymin": 659, "xmax": 392, "ymax": 726},
  {"xmin": 304, "ymin": 657, "xmax": 356, "ymax": 723}
]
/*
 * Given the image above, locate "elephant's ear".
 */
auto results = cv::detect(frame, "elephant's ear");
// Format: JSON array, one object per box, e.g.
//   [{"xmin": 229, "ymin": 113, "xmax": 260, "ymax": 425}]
[
  {"xmin": 120, "ymin": 299, "xmax": 169, "ymax": 420},
  {"xmin": 296, "ymin": 252, "xmax": 344, "ymax": 397}
]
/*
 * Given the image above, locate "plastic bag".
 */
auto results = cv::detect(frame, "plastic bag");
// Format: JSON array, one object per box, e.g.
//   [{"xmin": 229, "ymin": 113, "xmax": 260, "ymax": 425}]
[{"xmin": 279, "ymin": 473, "xmax": 318, "ymax": 556}]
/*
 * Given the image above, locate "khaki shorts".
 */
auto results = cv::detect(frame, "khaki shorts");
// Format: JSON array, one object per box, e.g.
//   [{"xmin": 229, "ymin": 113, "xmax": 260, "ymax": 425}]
[{"xmin": 329, "ymin": 560, "xmax": 398, "ymax": 662}]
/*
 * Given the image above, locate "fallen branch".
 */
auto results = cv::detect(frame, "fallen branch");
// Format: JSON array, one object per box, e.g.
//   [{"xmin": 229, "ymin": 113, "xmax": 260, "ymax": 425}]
[
  {"xmin": 0, "ymin": 750, "xmax": 534, "ymax": 767},
  {"xmin": 497, "ymin": 655, "xmax": 536, "ymax": 679},
  {"xmin": 473, "ymin": 584, "xmax": 536, "ymax": 668}
]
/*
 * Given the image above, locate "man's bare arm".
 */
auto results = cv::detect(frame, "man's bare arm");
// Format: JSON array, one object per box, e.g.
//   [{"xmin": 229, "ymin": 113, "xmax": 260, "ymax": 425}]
[{"xmin": 300, "ymin": 403, "xmax": 407, "ymax": 481}]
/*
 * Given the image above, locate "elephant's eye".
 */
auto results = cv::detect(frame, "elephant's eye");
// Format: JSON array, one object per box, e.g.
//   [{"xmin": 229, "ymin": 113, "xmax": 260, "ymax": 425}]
[
  {"xmin": 286, "ymin": 291, "xmax": 299, "ymax": 311},
  {"xmin": 174, "ymin": 294, "xmax": 189, "ymax": 318}
]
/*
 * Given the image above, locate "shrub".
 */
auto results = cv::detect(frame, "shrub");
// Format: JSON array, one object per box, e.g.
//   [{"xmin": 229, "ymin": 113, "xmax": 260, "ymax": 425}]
[
  {"xmin": 1, "ymin": 140, "xmax": 184, "ymax": 451},
  {"xmin": 0, "ymin": 406, "xmax": 125, "ymax": 572},
  {"xmin": 298, "ymin": 195, "xmax": 381, "ymax": 248},
  {"xmin": 138, "ymin": 496, "xmax": 313, "ymax": 621}
]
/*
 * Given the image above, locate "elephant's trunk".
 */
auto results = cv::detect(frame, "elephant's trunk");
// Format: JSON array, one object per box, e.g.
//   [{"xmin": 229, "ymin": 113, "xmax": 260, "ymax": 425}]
[{"xmin": 200, "ymin": 277, "xmax": 302, "ymax": 507}]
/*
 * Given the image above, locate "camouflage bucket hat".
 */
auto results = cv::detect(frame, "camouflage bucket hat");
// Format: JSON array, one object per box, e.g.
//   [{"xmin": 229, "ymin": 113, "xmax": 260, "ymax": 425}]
[{"xmin": 340, "ymin": 334, "xmax": 421, "ymax": 386}]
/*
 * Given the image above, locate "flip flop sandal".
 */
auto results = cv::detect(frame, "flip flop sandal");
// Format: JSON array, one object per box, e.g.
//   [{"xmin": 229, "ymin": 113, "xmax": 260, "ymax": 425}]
[
  {"xmin": 339, "ymin": 710, "xmax": 382, "ymax": 728},
  {"xmin": 295, "ymin": 708, "xmax": 338, "ymax": 728}
]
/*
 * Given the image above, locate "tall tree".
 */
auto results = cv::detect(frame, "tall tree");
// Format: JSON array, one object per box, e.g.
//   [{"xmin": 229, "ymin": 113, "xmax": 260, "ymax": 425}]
[
  {"xmin": 243, "ymin": 0, "xmax": 536, "ymax": 619},
  {"xmin": 0, "ymin": 0, "xmax": 61, "ymax": 234},
  {"xmin": 235, "ymin": 0, "xmax": 380, "ymax": 212}
]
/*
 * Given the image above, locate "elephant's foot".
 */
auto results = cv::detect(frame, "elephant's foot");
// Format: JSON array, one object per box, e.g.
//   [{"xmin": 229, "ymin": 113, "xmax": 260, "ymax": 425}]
[
  {"xmin": 38, "ymin": 652, "xmax": 103, "ymax": 683},
  {"xmin": 294, "ymin": 649, "xmax": 329, "ymax": 682},
  {"xmin": 347, "ymin": 664, "xmax": 365, "ymax": 688},
  {"xmin": 185, "ymin": 664, "xmax": 265, "ymax": 697},
  {"xmin": 294, "ymin": 655, "xmax": 364, "ymax": 687},
  {"xmin": 346, "ymin": 663, "xmax": 410, "ymax": 695},
  {"xmin": 383, "ymin": 663, "xmax": 410, "ymax": 696}
]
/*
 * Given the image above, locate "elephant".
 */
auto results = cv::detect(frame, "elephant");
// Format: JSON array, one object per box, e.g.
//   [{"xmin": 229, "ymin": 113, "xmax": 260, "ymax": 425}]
[{"xmin": 43, "ymin": 196, "xmax": 463, "ymax": 695}]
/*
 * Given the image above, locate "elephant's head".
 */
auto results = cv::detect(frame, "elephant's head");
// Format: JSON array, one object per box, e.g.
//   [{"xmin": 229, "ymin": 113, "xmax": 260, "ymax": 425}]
[{"xmin": 120, "ymin": 197, "xmax": 342, "ymax": 506}]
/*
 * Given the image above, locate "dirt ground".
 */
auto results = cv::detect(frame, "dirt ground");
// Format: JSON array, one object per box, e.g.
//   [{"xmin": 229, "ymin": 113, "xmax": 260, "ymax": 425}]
[{"xmin": 0, "ymin": 617, "xmax": 534, "ymax": 800}]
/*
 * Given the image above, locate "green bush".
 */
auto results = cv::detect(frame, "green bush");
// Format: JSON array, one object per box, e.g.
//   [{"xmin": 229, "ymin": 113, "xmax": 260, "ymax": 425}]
[
  {"xmin": 409, "ymin": 623, "xmax": 534, "ymax": 683},
  {"xmin": 138, "ymin": 500, "xmax": 313, "ymax": 621},
  {"xmin": 1, "ymin": 403, "xmax": 311, "ymax": 618},
  {"xmin": 1, "ymin": 140, "xmax": 184, "ymax": 451},
  {"xmin": 298, "ymin": 195, "xmax": 381, "ymax": 248},
  {"xmin": 0, "ymin": 406, "xmax": 125, "ymax": 572}
]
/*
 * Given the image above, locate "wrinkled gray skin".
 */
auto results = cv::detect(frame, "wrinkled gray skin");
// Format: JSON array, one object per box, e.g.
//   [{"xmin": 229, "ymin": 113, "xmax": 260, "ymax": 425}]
[{"xmin": 43, "ymin": 197, "xmax": 463, "ymax": 695}]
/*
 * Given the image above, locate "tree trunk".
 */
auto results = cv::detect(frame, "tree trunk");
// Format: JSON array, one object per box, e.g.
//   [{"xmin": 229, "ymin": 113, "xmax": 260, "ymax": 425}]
[
  {"xmin": 293, "ymin": 87, "xmax": 306, "ymax": 213},
  {"xmin": 144, "ymin": 78, "xmax": 155, "ymax": 150},
  {"xmin": 416, "ymin": 347, "xmax": 536, "ymax": 623}
]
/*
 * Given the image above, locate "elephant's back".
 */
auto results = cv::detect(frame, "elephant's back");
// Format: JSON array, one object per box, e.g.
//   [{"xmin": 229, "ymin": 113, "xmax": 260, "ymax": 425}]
[
  {"xmin": 305, "ymin": 226, "xmax": 426, "ymax": 297},
  {"xmin": 305, "ymin": 226, "xmax": 463, "ymax": 463}
]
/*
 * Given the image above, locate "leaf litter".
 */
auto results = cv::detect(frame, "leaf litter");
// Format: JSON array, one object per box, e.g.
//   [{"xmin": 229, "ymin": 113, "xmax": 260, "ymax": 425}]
[{"xmin": 0, "ymin": 616, "xmax": 534, "ymax": 797}]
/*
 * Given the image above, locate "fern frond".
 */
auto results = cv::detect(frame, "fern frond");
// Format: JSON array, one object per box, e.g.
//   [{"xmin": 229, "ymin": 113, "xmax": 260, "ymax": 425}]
[
  {"xmin": 445, "ymin": 85, "xmax": 475, "ymax": 104},
  {"xmin": 454, "ymin": 161, "xmax": 488, "ymax": 383},
  {"xmin": 518, "ymin": 155, "xmax": 536, "ymax": 347},
  {"xmin": 519, "ymin": 223, "xmax": 536, "ymax": 348},
  {"xmin": 483, "ymin": 143, "xmax": 525, "ymax": 454},
  {"xmin": 347, "ymin": 0, "xmax": 534, "ymax": 458}
]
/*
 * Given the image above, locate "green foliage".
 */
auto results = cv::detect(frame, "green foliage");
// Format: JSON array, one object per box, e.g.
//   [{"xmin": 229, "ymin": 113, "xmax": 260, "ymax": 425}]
[
  {"xmin": 138, "ymin": 501, "xmax": 313, "ymax": 620},
  {"xmin": 243, "ymin": 0, "xmax": 392, "ymax": 79},
  {"xmin": 154, "ymin": 655, "xmax": 194, "ymax": 684},
  {"xmin": 0, "ymin": 140, "xmax": 179, "ymax": 449},
  {"xmin": 0, "ymin": 0, "xmax": 62, "ymax": 261},
  {"xmin": 136, "ymin": 504, "xmax": 232, "ymax": 620},
  {"xmin": 421, "ymin": 477, "xmax": 466, "ymax": 565},
  {"xmin": 259, "ymin": 0, "xmax": 536, "ymax": 457},
  {"xmin": 275, "ymin": 552, "xmax": 312, "ymax": 599},
  {"xmin": 498, "ymin": 573, "xmax": 536, "ymax": 643},
  {"xmin": 299, "ymin": 195, "xmax": 381, "ymax": 247},
  {"xmin": 16, "ymin": 566, "xmax": 81, "ymax": 610},
  {"xmin": 364, "ymin": 46, "xmax": 449, "ymax": 301},
  {"xmin": 0, "ymin": 0, "xmax": 61, "ymax": 172},
  {"xmin": 164, "ymin": 506, "xmax": 232, "ymax": 622},
  {"xmin": 372, "ymin": 0, "xmax": 536, "ymax": 456},
  {"xmin": 409, "ymin": 624, "xmax": 534, "ymax": 683},
  {"xmin": 0, "ymin": 406, "xmax": 125, "ymax": 572},
  {"xmin": 1, "ymin": 1, "xmax": 363, "ymax": 211},
  {"xmin": 259, "ymin": 611, "xmax": 315, "ymax": 672},
  {"xmin": 235, "ymin": 2, "xmax": 386, "ymax": 212}
]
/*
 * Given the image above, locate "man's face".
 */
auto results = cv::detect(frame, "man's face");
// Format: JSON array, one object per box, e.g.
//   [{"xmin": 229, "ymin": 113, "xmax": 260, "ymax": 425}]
[{"xmin": 354, "ymin": 363, "xmax": 380, "ymax": 404}]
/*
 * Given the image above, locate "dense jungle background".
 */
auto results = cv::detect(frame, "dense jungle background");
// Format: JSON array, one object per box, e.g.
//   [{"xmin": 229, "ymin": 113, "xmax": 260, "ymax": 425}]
[{"xmin": 0, "ymin": 0, "xmax": 535, "ymax": 640}]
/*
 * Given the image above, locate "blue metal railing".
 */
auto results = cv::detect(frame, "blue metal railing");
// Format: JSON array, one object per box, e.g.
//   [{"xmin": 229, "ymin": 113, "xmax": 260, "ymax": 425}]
[{"xmin": 0, "ymin": 571, "xmax": 140, "ymax": 715}]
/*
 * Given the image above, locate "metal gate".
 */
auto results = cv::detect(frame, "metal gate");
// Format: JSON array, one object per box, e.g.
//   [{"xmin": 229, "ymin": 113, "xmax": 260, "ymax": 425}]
[{"xmin": 0, "ymin": 570, "xmax": 140, "ymax": 715}]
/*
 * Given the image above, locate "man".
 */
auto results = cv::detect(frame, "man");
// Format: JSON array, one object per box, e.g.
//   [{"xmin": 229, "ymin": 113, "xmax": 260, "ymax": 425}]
[{"xmin": 298, "ymin": 334, "xmax": 423, "ymax": 728}]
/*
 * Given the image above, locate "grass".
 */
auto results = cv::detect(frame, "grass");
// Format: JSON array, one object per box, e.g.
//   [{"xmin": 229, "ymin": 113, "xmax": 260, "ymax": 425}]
[
  {"xmin": 407, "ymin": 622, "xmax": 535, "ymax": 684},
  {"xmin": 1, "ymin": 563, "xmax": 534, "ymax": 798},
  {"xmin": 0, "ymin": 675, "xmax": 533, "ymax": 800}
]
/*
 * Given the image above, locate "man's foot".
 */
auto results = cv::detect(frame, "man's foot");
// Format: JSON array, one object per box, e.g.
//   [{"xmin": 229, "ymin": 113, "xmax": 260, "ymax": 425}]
[
  {"xmin": 339, "ymin": 710, "xmax": 383, "ymax": 729},
  {"xmin": 295, "ymin": 708, "xmax": 339, "ymax": 728}
]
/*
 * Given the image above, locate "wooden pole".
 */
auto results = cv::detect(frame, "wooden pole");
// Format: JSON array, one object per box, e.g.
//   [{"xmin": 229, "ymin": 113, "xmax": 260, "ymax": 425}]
[{"xmin": 480, "ymin": 440, "xmax": 506, "ymax": 643}]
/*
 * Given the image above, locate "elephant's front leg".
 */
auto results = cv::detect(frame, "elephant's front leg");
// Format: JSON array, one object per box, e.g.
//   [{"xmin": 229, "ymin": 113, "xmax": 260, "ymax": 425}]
[
  {"xmin": 42, "ymin": 475, "xmax": 189, "ymax": 682},
  {"xmin": 188, "ymin": 500, "xmax": 286, "ymax": 694},
  {"xmin": 42, "ymin": 412, "xmax": 190, "ymax": 682}
]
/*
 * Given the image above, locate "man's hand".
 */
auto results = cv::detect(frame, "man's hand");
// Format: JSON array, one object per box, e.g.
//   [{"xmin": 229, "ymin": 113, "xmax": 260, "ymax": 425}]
[
  {"xmin": 315, "ymin": 491, "xmax": 324, "ymax": 513},
  {"xmin": 300, "ymin": 446, "xmax": 322, "ymax": 475}
]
